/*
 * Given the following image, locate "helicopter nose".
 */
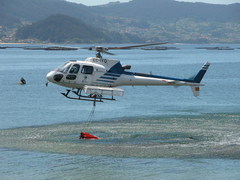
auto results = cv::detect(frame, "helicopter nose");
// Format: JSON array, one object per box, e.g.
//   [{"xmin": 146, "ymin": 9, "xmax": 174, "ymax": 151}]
[
  {"xmin": 46, "ymin": 71, "xmax": 64, "ymax": 82},
  {"xmin": 46, "ymin": 71, "xmax": 55, "ymax": 82}
]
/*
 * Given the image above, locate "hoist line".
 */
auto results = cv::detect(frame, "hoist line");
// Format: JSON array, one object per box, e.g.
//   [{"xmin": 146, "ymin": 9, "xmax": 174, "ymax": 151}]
[{"xmin": 81, "ymin": 104, "xmax": 96, "ymax": 132}]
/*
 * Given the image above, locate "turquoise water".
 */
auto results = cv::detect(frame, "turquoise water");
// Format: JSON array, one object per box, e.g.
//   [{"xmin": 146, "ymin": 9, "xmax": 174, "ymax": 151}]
[{"xmin": 0, "ymin": 44, "xmax": 240, "ymax": 179}]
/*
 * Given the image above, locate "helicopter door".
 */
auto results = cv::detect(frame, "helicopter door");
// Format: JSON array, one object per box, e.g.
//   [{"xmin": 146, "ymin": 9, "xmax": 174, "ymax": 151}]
[{"xmin": 81, "ymin": 65, "xmax": 93, "ymax": 84}]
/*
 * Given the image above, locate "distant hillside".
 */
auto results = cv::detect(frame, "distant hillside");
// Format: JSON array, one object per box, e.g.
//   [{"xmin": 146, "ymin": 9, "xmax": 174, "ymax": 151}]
[
  {"xmin": 93, "ymin": 0, "xmax": 240, "ymax": 43},
  {"xmin": 0, "ymin": 11, "xmax": 21, "ymax": 28},
  {"xmin": 15, "ymin": 14, "xmax": 142, "ymax": 43},
  {"xmin": 0, "ymin": 0, "xmax": 101, "ymax": 27},
  {"xmin": 2, "ymin": 0, "xmax": 239, "ymax": 27},
  {"xmin": 95, "ymin": 0, "xmax": 240, "ymax": 23},
  {"xmin": 1, "ymin": 0, "xmax": 240, "ymax": 43}
]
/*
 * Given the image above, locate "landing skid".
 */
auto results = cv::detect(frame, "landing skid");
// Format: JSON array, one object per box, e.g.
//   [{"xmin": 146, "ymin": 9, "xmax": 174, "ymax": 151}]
[{"xmin": 61, "ymin": 89, "xmax": 116, "ymax": 106}]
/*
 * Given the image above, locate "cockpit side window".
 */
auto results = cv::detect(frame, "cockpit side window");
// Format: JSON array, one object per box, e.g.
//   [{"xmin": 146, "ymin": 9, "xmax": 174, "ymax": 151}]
[
  {"xmin": 81, "ymin": 65, "xmax": 93, "ymax": 74},
  {"xmin": 69, "ymin": 64, "xmax": 80, "ymax": 74}
]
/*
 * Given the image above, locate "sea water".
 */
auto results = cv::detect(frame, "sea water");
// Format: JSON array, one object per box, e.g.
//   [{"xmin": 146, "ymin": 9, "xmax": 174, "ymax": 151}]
[{"xmin": 0, "ymin": 44, "xmax": 240, "ymax": 179}]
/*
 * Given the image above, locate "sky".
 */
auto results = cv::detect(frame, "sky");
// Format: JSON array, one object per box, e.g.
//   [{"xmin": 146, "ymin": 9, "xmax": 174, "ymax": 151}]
[{"xmin": 66, "ymin": 0, "xmax": 240, "ymax": 6}]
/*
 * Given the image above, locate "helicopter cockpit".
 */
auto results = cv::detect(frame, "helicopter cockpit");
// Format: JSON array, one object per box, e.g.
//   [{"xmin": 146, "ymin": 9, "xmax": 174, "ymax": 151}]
[
  {"xmin": 47, "ymin": 60, "xmax": 97, "ymax": 85},
  {"xmin": 56, "ymin": 61, "xmax": 94, "ymax": 75},
  {"xmin": 56, "ymin": 61, "xmax": 76, "ymax": 73}
]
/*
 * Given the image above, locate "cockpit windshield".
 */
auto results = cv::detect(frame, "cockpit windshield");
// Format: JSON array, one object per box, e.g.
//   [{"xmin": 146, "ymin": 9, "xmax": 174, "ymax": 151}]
[{"xmin": 56, "ymin": 62, "xmax": 72, "ymax": 73}]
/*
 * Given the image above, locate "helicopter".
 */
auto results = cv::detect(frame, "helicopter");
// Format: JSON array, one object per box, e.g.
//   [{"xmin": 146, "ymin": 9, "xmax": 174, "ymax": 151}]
[{"xmin": 46, "ymin": 43, "xmax": 210, "ymax": 106}]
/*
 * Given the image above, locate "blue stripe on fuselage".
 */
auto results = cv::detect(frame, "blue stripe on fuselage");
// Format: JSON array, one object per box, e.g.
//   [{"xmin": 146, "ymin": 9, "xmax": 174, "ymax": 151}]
[
  {"xmin": 100, "ymin": 76, "xmax": 117, "ymax": 80},
  {"xmin": 104, "ymin": 73, "xmax": 121, "ymax": 77},
  {"xmin": 96, "ymin": 79, "xmax": 114, "ymax": 83}
]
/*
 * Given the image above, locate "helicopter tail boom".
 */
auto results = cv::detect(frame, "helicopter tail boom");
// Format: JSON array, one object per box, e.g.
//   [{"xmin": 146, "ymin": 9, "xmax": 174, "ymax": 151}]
[{"xmin": 115, "ymin": 62, "xmax": 210, "ymax": 97}]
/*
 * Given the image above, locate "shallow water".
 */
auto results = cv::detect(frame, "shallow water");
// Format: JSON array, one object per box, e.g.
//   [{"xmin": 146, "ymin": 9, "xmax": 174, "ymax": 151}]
[
  {"xmin": 1, "ymin": 113, "xmax": 240, "ymax": 159},
  {"xmin": 1, "ymin": 44, "xmax": 240, "ymax": 179}
]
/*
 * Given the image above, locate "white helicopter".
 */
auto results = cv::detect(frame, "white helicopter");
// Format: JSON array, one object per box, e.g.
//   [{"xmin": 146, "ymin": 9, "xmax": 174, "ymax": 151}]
[{"xmin": 46, "ymin": 43, "xmax": 210, "ymax": 106}]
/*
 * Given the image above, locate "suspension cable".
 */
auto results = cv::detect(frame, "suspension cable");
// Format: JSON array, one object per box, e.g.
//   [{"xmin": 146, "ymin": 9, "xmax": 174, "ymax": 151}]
[{"xmin": 81, "ymin": 105, "xmax": 96, "ymax": 132}]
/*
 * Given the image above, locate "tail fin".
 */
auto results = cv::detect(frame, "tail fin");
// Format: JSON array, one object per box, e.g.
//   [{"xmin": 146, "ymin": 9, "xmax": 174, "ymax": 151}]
[
  {"xmin": 190, "ymin": 62, "xmax": 210, "ymax": 97},
  {"xmin": 192, "ymin": 62, "xmax": 210, "ymax": 83}
]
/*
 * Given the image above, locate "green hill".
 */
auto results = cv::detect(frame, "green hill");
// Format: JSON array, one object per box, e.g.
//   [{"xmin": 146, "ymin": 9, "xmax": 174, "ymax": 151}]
[
  {"xmin": 1, "ymin": 0, "xmax": 240, "ymax": 43},
  {"xmin": 95, "ymin": 0, "xmax": 240, "ymax": 23},
  {"xmin": 93, "ymin": 0, "xmax": 240, "ymax": 43},
  {"xmin": 0, "ymin": 0, "xmax": 97, "ymax": 26},
  {"xmin": 15, "ymin": 14, "xmax": 142, "ymax": 43}
]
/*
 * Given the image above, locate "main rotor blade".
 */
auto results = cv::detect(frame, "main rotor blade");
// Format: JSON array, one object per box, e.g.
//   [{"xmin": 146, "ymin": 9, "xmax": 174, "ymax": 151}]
[
  {"xmin": 107, "ymin": 42, "xmax": 168, "ymax": 50},
  {"xmin": 102, "ymin": 51, "xmax": 115, "ymax": 55}
]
